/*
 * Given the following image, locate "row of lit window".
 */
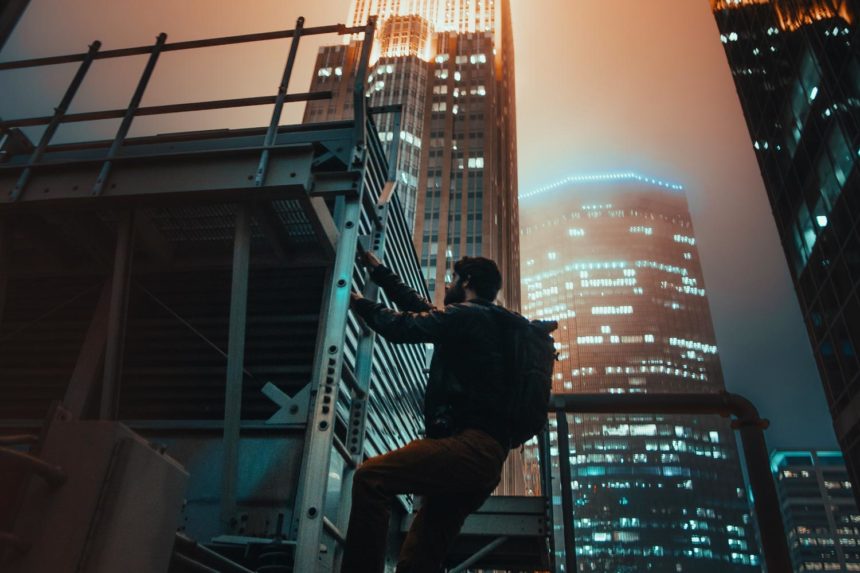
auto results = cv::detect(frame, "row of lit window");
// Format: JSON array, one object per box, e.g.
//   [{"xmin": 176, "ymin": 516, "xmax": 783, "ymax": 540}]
[
  {"xmin": 434, "ymin": 53, "xmax": 488, "ymax": 65},
  {"xmin": 669, "ymin": 337, "xmax": 718, "ymax": 355},
  {"xmin": 317, "ymin": 66, "xmax": 343, "ymax": 78},
  {"xmin": 376, "ymin": 130, "xmax": 423, "ymax": 148}
]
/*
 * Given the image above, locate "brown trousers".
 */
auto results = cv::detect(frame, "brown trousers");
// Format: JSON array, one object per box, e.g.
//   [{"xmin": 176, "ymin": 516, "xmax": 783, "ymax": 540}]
[{"xmin": 340, "ymin": 428, "xmax": 508, "ymax": 573}]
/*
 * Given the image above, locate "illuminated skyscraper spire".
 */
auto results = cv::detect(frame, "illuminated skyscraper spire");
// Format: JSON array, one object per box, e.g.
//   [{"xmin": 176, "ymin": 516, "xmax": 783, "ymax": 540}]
[{"xmin": 347, "ymin": 0, "xmax": 498, "ymax": 33}]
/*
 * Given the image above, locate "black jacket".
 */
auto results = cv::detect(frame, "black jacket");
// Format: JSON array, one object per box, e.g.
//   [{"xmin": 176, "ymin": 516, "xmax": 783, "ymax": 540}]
[{"xmin": 351, "ymin": 264, "xmax": 515, "ymax": 448}]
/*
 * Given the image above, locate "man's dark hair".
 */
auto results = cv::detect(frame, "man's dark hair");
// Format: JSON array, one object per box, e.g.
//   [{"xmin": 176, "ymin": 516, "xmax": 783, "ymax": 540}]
[{"xmin": 453, "ymin": 256, "xmax": 502, "ymax": 301}]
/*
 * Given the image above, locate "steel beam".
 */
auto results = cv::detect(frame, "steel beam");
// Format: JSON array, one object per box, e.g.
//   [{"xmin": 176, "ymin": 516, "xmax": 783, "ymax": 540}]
[
  {"xmin": 553, "ymin": 410, "xmax": 577, "ymax": 573},
  {"xmin": 64, "ymin": 281, "xmax": 111, "ymax": 418},
  {"xmin": 0, "ymin": 145, "xmax": 315, "ymax": 207},
  {"xmin": 538, "ymin": 426, "xmax": 557, "ymax": 570},
  {"xmin": 99, "ymin": 210, "xmax": 135, "ymax": 419},
  {"xmin": 221, "ymin": 204, "xmax": 252, "ymax": 529},
  {"xmin": 0, "ymin": 214, "xmax": 10, "ymax": 329},
  {"xmin": 551, "ymin": 392, "xmax": 792, "ymax": 573}
]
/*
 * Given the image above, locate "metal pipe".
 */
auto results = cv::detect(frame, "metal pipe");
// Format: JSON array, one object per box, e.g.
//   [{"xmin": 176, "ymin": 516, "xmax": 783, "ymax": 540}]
[
  {"xmin": 538, "ymin": 426, "xmax": 557, "ymax": 570},
  {"xmin": 352, "ymin": 17, "xmax": 377, "ymax": 145},
  {"xmin": 99, "ymin": 210, "xmax": 135, "ymax": 419},
  {"xmin": 221, "ymin": 204, "xmax": 252, "ymax": 528},
  {"xmin": 449, "ymin": 536, "xmax": 509, "ymax": 573},
  {"xmin": 332, "ymin": 434, "xmax": 358, "ymax": 469},
  {"xmin": 0, "ymin": 91, "xmax": 332, "ymax": 129},
  {"xmin": 255, "ymin": 16, "xmax": 304, "ymax": 187},
  {"xmin": 0, "ymin": 24, "xmax": 365, "ymax": 71},
  {"xmin": 554, "ymin": 410, "xmax": 577, "ymax": 573},
  {"xmin": 735, "ymin": 409, "xmax": 793, "ymax": 573},
  {"xmin": 0, "ymin": 447, "xmax": 66, "ymax": 487},
  {"xmin": 10, "ymin": 40, "xmax": 101, "ymax": 202},
  {"xmin": 92, "ymin": 32, "xmax": 167, "ymax": 196},
  {"xmin": 322, "ymin": 516, "xmax": 346, "ymax": 546},
  {"xmin": 0, "ymin": 434, "xmax": 38, "ymax": 446}
]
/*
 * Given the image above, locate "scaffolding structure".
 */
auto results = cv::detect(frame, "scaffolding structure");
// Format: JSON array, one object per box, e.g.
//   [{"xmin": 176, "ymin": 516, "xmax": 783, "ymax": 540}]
[{"xmin": 0, "ymin": 14, "xmax": 793, "ymax": 573}]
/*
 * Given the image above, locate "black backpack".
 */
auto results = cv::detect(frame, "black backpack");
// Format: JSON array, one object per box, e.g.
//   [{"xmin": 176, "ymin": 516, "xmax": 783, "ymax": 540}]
[{"xmin": 493, "ymin": 308, "xmax": 558, "ymax": 448}]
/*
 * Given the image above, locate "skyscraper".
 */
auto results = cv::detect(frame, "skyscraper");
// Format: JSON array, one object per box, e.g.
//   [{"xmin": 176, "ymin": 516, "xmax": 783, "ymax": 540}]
[
  {"xmin": 710, "ymin": 0, "xmax": 860, "ymax": 503},
  {"xmin": 770, "ymin": 449, "xmax": 860, "ymax": 571},
  {"xmin": 520, "ymin": 174, "xmax": 760, "ymax": 571},
  {"xmin": 304, "ymin": 0, "xmax": 519, "ymax": 310},
  {"xmin": 304, "ymin": 0, "xmax": 523, "ymax": 493}
]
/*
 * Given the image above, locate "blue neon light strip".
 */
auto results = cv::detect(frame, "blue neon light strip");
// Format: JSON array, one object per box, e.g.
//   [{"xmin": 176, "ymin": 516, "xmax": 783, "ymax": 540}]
[{"xmin": 520, "ymin": 172, "xmax": 685, "ymax": 200}]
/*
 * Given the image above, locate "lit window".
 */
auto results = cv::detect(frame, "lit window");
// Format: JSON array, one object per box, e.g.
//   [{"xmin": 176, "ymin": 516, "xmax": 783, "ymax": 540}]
[{"xmin": 591, "ymin": 306, "xmax": 634, "ymax": 315}]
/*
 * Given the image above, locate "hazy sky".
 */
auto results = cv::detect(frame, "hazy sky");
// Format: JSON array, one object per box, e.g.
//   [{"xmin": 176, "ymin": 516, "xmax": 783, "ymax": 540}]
[{"xmin": 0, "ymin": 0, "xmax": 837, "ymax": 449}]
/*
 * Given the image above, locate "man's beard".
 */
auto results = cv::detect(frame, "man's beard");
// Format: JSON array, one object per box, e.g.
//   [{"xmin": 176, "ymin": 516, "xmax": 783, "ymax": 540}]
[{"xmin": 444, "ymin": 281, "xmax": 466, "ymax": 305}]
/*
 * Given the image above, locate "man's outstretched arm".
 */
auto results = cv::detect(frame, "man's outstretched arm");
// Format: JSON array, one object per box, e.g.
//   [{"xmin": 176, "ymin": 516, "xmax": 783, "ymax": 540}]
[
  {"xmin": 350, "ymin": 293, "xmax": 457, "ymax": 344},
  {"xmin": 360, "ymin": 251, "xmax": 434, "ymax": 313}
]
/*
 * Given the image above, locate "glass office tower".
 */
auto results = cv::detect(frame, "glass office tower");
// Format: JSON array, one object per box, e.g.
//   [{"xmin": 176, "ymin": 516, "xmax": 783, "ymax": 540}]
[
  {"xmin": 520, "ymin": 174, "xmax": 760, "ymax": 571},
  {"xmin": 771, "ymin": 450, "xmax": 860, "ymax": 572},
  {"xmin": 710, "ymin": 0, "xmax": 860, "ymax": 503},
  {"xmin": 304, "ymin": 0, "xmax": 523, "ymax": 494}
]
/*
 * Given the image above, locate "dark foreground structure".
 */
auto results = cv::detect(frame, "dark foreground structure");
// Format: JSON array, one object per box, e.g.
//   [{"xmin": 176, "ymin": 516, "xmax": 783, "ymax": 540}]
[
  {"xmin": 711, "ymin": 0, "xmax": 860, "ymax": 506},
  {"xmin": 0, "ymin": 13, "xmax": 795, "ymax": 573}
]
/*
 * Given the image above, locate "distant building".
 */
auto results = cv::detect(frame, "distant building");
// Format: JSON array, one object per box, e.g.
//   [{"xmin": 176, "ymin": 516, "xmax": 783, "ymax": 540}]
[
  {"xmin": 520, "ymin": 174, "xmax": 760, "ymax": 571},
  {"xmin": 771, "ymin": 450, "xmax": 860, "ymax": 571},
  {"xmin": 304, "ymin": 0, "xmax": 523, "ymax": 494},
  {"xmin": 710, "ymin": 0, "xmax": 860, "ymax": 504},
  {"xmin": 304, "ymin": 0, "xmax": 519, "ymax": 310}
]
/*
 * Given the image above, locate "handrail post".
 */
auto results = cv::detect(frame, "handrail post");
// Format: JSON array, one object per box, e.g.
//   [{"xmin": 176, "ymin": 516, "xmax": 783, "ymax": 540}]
[
  {"xmin": 10, "ymin": 40, "xmax": 101, "ymax": 202},
  {"xmin": 255, "ymin": 16, "xmax": 304, "ymax": 187},
  {"xmin": 538, "ymin": 425, "xmax": 557, "ymax": 570},
  {"xmin": 352, "ymin": 16, "xmax": 377, "ymax": 147},
  {"xmin": 553, "ymin": 405, "xmax": 577, "ymax": 573},
  {"xmin": 92, "ymin": 32, "xmax": 167, "ymax": 196},
  {"xmin": 729, "ymin": 395, "xmax": 793, "ymax": 573}
]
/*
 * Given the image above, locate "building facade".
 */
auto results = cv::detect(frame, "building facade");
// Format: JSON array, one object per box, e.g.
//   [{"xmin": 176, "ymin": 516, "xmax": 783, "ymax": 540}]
[
  {"xmin": 710, "ymin": 0, "xmax": 860, "ymax": 503},
  {"xmin": 304, "ymin": 0, "xmax": 523, "ymax": 494},
  {"xmin": 304, "ymin": 0, "xmax": 519, "ymax": 310},
  {"xmin": 771, "ymin": 450, "xmax": 860, "ymax": 571},
  {"xmin": 520, "ymin": 174, "xmax": 760, "ymax": 571}
]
